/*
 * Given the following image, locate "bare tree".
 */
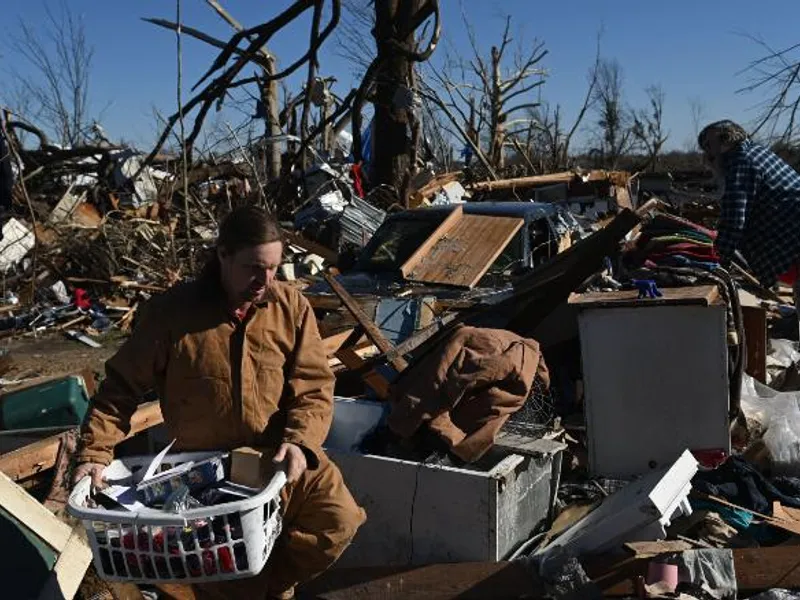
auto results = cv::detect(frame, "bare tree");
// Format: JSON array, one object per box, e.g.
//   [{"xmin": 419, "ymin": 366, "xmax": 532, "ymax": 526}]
[
  {"xmin": 524, "ymin": 36, "xmax": 601, "ymax": 172},
  {"xmin": 592, "ymin": 58, "xmax": 632, "ymax": 169},
  {"xmin": 425, "ymin": 14, "xmax": 547, "ymax": 172},
  {"xmin": 737, "ymin": 34, "xmax": 800, "ymax": 143},
  {"xmin": 631, "ymin": 85, "xmax": 669, "ymax": 171},
  {"xmin": 335, "ymin": 0, "xmax": 375, "ymax": 77},
  {"xmin": 7, "ymin": 1, "xmax": 94, "ymax": 147}
]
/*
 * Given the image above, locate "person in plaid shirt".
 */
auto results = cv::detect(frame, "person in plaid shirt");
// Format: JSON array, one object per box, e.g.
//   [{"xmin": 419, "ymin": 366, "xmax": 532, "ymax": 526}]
[{"xmin": 698, "ymin": 121, "xmax": 800, "ymax": 299}]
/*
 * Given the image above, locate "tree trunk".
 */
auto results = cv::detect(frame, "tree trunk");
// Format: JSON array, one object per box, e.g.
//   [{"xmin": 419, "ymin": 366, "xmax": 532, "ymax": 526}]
[
  {"xmin": 261, "ymin": 61, "xmax": 282, "ymax": 182},
  {"xmin": 372, "ymin": 0, "xmax": 422, "ymax": 201},
  {"xmin": 489, "ymin": 46, "xmax": 505, "ymax": 170}
]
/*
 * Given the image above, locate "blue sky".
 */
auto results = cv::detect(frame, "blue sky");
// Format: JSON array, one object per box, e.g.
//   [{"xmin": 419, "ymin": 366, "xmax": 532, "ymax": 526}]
[{"xmin": 3, "ymin": 0, "xmax": 800, "ymax": 152}]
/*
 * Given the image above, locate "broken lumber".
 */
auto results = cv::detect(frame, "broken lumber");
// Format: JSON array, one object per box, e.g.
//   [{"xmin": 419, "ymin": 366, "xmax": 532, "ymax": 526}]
[
  {"xmin": 585, "ymin": 546, "xmax": 800, "ymax": 596},
  {"xmin": 0, "ymin": 401, "xmax": 163, "ymax": 481},
  {"xmin": 401, "ymin": 205, "xmax": 463, "ymax": 279},
  {"xmin": 469, "ymin": 169, "xmax": 630, "ymax": 193},
  {"xmin": 0, "ymin": 470, "xmax": 92, "ymax": 599},
  {"xmin": 402, "ymin": 210, "xmax": 524, "ymax": 288},
  {"xmin": 322, "ymin": 273, "xmax": 408, "ymax": 372}
]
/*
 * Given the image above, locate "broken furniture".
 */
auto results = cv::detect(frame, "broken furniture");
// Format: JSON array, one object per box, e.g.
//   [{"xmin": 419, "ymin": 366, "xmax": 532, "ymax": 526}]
[
  {"xmin": 535, "ymin": 450, "xmax": 698, "ymax": 561},
  {"xmin": 323, "ymin": 397, "xmax": 564, "ymax": 567},
  {"xmin": 571, "ymin": 286, "xmax": 731, "ymax": 478}
]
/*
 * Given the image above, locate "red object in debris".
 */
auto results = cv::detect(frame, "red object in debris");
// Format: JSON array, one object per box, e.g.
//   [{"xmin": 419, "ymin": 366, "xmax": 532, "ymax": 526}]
[
  {"xmin": 692, "ymin": 448, "xmax": 728, "ymax": 469},
  {"xmin": 351, "ymin": 163, "xmax": 365, "ymax": 198},
  {"xmin": 778, "ymin": 263, "xmax": 799, "ymax": 287},
  {"xmin": 74, "ymin": 288, "xmax": 91, "ymax": 310}
]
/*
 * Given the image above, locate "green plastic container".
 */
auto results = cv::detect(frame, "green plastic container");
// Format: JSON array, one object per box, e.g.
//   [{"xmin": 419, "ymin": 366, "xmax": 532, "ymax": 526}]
[{"xmin": 0, "ymin": 375, "xmax": 90, "ymax": 431}]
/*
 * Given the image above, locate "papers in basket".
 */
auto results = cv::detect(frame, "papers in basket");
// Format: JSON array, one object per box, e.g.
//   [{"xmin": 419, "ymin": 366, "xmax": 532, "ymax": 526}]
[{"xmin": 98, "ymin": 440, "xmax": 226, "ymax": 511}]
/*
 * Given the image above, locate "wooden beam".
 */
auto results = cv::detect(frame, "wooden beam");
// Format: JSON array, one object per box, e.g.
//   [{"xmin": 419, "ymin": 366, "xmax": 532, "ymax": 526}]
[
  {"xmin": 468, "ymin": 170, "xmax": 630, "ymax": 193},
  {"xmin": 400, "ymin": 204, "xmax": 463, "ymax": 279},
  {"xmin": 0, "ymin": 401, "xmax": 163, "ymax": 482},
  {"xmin": 322, "ymin": 273, "xmax": 408, "ymax": 372}
]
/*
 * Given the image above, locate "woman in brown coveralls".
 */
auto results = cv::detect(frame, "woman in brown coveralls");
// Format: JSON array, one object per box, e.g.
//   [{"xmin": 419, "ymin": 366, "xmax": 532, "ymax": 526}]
[{"xmin": 73, "ymin": 206, "xmax": 366, "ymax": 599}]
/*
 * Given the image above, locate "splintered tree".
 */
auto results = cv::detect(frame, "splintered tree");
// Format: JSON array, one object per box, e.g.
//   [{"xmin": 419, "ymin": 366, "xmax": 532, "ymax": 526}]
[
  {"xmin": 349, "ymin": 0, "xmax": 440, "ymax": 203},
  {"xmin": 631, "ymin": 85, "xmax": 669, "ymax": 171},
  {"xmin": 141, "ymin": 0, "xmax": 348, "ymax": 185},
  {"xmin": 7, "ymin": 1, "xmax": 94, "ymax": 147},
  {"xmin": 425, "ymin": 15, "xmax": 547, "ymax": 174}
]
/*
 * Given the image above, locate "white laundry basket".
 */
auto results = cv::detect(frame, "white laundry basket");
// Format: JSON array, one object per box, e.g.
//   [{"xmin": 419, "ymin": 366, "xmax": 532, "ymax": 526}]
[{"xmin": 67, "ymin": 451, "xmax": 286, "ymax": 584}]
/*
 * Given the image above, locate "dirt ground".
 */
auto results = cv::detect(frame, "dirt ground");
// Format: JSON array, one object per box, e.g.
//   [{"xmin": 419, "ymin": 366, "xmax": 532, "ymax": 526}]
[{"xmin": 0, "ymin": 330, "xmax": 125, "ymax": 386}]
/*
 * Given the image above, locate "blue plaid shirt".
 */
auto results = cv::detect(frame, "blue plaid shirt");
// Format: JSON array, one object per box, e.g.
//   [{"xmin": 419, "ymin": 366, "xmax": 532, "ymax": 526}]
[{"xmin": 715, "ymin": 139, "xmax": 800, "ymax": 286}]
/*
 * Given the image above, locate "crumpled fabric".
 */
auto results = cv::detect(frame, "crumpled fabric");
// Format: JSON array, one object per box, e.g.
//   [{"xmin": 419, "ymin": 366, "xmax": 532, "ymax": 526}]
[
  {"xmin": 388, "ymin": 325, "xmax": 549, "ymax": 463},
  {"xmin": 692, "ymin": 456, "xmax": 800, "ymax": 516},
  {"xmin": 675, "ymin": 549, "xmax": 737, "ymax": 600}
]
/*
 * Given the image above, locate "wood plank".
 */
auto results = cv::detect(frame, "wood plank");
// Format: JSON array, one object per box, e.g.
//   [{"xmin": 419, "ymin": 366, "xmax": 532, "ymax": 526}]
[
  {"xmin": 735, "ymin": 546, "xmax": 800, "ymax": 593},
  {"xmin": 569, "ymin": 285, "xmax": 720, "ymax": 309},
  {"xmin": 0, "ymin": 470, "xmax": 72, "ymax": 551},
  {"xmin": 588, "ymin": 546, "xmax": 800, "ymax": 596},
  {"xmin": 334, "ymin": 347, "xmax": 390, "ymax": 399},
  {"xmin": 623, "ymin": 540, "xmax": 693, "ymax": 557},
  {"xmin": 400, "ymin": 204, "xmax": 464, "ymax": 278},
  {"xmin": 323, "ymin": 329, "xmax": 356, "ymax": 357},
  {"xmin": 469, "ymin": 170, "xmax": 630, "ymax": 192},
  {"xmin": 322, "ymin": 273, "xmax": 408, "ymax": 372},
  {"xmin": 42, "ymin": 526, "xmax": 93, "ymax": 600},
  {"xmin": 300, "ymin": 562, "xmax": 537, "ymax": 600},
  {"xmin": 742, "ymin": 305, "xmax": 767, "ymax": 383},
  {"xmin": 404, "ymin": 214, "xmax": 523, "ymax": 289},
  {"xmin": 0, "ymin": 401, "xmax": 163, "ymax": 481},
  {"xmin": 409, "ymin": 172, "xmax": 461, "ymax": 208}
]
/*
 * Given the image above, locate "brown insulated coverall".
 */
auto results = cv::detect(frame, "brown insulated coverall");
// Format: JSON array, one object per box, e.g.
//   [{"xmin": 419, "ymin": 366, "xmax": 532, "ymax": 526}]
[
  {"xmin": 388, "ymin": 325, "xmax": 549, "ymax": 463},
  {"xmin": 78, "ymin": 278, "xmax": 365, "ymax": 599}
]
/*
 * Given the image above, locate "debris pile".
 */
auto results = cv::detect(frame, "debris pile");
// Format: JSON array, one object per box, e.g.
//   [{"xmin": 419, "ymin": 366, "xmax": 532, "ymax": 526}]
[{"xmin": 2, "ymin": 97, "xmax": 800, "ymax": 600}]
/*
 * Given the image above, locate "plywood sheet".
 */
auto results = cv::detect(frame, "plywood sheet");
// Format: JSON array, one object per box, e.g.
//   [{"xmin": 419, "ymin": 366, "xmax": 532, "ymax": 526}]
[{"xmin": 402, "ymin": 213, "xmax": 523, "ymax": 288}]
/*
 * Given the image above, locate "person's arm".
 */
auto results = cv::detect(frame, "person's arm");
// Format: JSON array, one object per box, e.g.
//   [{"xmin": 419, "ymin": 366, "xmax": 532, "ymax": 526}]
[
  {"xmin": 281, "ymin": 294, "xmax": 335, "ymax": 470},
  {"xmin": 714, "ymin": 155, "xmax": 758, "ymax": 266},
  {"xmin": 77, "ymin": 300, "xmax": 170, "ymax": 466}
]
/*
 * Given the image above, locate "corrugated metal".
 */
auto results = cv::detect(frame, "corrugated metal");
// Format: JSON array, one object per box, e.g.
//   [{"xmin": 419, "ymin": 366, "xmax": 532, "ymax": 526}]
[{"xmin": 339, "ymin": 195, "xmax": 385, "ymax": 249}]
